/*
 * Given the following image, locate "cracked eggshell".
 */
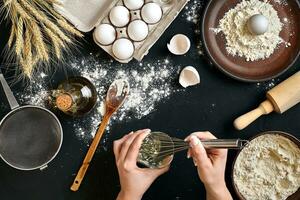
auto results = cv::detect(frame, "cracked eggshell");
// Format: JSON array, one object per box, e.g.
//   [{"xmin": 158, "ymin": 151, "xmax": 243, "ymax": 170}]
[
  {"xmin": 123, "ymin": 0, "xmax": 144, "ymax": 10},
  {"xmin": 179, "ymin": 66, "xmax": 200, "ymax": 88},
  {"xmin": 112, "ymin": 38, "xmax": 134, "ymax": 60},
  {"xmin": 127, "ymin": 20, "xmax": 149, "ymax": 41},
  {"xmin": 94, "ymin": 24, "xmax": 116, "ymax": 45},
  {"xmin": 167, "ymin": 34, "xmax": 191, "ymax": 55},
  {"xmin": 109, "ymin": 6, "xmax": 130, "ymax": 27},
  {"xmin": 141, "ymin": 3, "xmax": 162, "ymax": 24}
]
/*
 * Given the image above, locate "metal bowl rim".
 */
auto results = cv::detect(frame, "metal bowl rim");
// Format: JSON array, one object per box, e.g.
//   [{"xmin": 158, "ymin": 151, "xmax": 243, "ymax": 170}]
[{"xmin": 0, "ymin": 105, "xmax": 63, "ymax": 171}]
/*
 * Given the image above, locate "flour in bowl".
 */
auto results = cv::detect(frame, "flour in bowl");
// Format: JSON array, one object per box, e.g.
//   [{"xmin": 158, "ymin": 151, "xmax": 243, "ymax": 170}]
[
  {"xmin": 233, "ymin": 134, "xmax": 300, "ymax": 200},
  {"xmin": 212, "ymin": 0, "xmax": 285, "ymax": 61}
]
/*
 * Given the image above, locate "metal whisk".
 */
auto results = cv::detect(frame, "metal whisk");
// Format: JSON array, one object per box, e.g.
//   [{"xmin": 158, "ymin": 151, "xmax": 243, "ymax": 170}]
[{"xmin": 137, "ymin": 132, "xmax": 248, "ymax": 168}]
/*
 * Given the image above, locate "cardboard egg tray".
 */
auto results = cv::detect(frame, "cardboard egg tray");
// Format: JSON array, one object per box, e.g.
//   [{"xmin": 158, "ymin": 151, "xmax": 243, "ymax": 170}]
[{"xmin": 54, "ymin": 0, "xmax": 189, "ymax": 63}]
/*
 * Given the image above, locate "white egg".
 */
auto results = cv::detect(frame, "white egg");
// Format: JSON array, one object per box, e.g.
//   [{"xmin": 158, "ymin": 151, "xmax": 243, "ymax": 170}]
[
  {"xmin": 112, "ymin": 38, "xmax": 134, "ymax": 60},
  {"xmin": 141, "ymin": 3, "xmax": 162, "ymax": 24},
  {"xmin": 127, "ymin": 20, "xmax": 149, "ymax": 41},
  {"xmin": 123, "ymin": 0, "xmax": 144, "ymax": 10},
  {"xmin": 109, "ymin": 6, "xmax": 130, "ymax": 27},
  {"xmin": 247, "ymin": 14, "xmax": 269, "ymax": 35},
  {"xmin": 94, "ymin": 24, "xmax": 116, "ymax": 45}
]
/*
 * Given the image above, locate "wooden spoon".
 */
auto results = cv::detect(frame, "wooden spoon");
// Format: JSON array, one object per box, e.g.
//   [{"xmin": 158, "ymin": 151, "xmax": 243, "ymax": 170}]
[{"xmin": 70, "ymin": 79, "xmax": 130, "ymax": 191}]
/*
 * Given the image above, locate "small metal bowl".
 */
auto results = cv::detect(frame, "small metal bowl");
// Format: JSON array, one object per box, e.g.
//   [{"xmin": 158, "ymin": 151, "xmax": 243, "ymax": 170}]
[{"xmin": 232, "ymin": 131, "xmax": 300, "ymax": 200}]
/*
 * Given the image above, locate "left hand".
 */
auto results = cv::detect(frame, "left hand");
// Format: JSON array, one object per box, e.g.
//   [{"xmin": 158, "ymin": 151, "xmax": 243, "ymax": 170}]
[{"xmin": 114, "ymin": 129, "xmax": 170, "ymax": 200}]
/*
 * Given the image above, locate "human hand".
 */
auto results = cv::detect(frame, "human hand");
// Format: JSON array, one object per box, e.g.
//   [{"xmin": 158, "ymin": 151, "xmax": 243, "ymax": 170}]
[
  {"xmin": 185, "ymin": 132, "xmax": 232, "ymax": 200},
  {"xmin": 114, "ymin": 129, "xmax": 169, "ymax": 200}
]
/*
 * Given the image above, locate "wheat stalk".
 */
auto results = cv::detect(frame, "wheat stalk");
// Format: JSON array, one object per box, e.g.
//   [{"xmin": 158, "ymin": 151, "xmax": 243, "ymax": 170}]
[{"xmin": 2, "ymin": 0, "xmax": 83, "ymax": 78}]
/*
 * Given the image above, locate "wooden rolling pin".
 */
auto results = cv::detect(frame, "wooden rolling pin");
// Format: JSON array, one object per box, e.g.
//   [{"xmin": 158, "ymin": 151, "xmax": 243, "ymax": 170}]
[{"xmin": 234, "ymin": 71, "xmax": 300, "ymax": 130}]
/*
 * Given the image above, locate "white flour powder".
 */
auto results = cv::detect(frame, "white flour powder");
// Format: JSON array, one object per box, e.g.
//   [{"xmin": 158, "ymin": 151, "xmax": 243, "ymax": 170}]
[
  {"xmin": 212, "ymin": 0, "xmax": 285, "ymax": 61},
  {"xmin": 183, "ymin": 0, "xmax": 204, "ymax": 24},
  {"xmin": 234, "ymin": 134, "xmax": 300, "ymax": 200},
  {"xmin": 15, "ymin": 56, "xmax": 181, "ymax": 149},
  {"xmin": 182, "ymin": 0, "xmax": 204, "ymax": 56}
]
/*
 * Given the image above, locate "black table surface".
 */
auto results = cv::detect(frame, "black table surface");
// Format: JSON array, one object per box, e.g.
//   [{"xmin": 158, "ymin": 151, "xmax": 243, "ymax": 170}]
[{"xmin": 0, "ymin": 1, "xmax": 299, "ymax": 200}]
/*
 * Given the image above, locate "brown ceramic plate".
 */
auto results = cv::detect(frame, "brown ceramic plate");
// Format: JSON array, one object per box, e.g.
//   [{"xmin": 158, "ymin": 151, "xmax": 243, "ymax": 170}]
[
  {"xmin": 232, "ymin": 131, "xmax": 300, "ymax": 200},
  {"xmin": 202, "ymin": 0, "xmax": 300, "ymax": 82}
]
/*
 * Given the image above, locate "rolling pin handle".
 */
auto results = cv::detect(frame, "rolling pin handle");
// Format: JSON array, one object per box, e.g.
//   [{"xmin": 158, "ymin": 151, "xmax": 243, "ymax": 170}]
[{"xmin": 234, "ymin": 100, "xmax": 274, "ymax": 130}]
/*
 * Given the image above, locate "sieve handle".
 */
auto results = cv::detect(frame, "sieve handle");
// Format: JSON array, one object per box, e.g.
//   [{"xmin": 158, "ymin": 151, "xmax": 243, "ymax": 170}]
[
  {"xmin": 201, "ymin": 139, "xmax": 247, "ymax": 149},
  {"xmin": 0, "ymin": 73, "xmax": 19, "ymax": 109}
]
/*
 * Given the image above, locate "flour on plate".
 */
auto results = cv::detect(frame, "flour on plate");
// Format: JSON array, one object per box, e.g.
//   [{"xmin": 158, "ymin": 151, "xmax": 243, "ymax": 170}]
[{"xmin": 211, "ymin": 0, "xmax": 286, "ymax": 61}]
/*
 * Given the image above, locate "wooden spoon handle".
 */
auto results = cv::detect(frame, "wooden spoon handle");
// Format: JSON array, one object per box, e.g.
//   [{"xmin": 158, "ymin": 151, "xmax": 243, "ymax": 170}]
[
  {"xmin": 70, "ymin": 114, "xmax": 111, "ymax": 191},
  {"xmin": 234, "ymin": 100, "xmax": 274, "ymax": 130}
]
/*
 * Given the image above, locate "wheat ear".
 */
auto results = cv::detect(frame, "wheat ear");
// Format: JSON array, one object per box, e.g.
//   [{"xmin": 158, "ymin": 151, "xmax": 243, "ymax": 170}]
[
  {"xmin": 21, "ymin": 27, "xmax": 34, "ymax": 76},
  {"xmin": 15, "ymin": 17, "xmax": 24, "ymax": 57},
  {"xmin": 44, "ymin": 25, "xmax": 65, "ymax": 59},
  {"xmin": 29, "ymin": 21, "xmax": 49, "ymax": 61},
  {"xmin": 24, "ymin": 27, "xmax": 33, "ymax": 74},
  {"xmin": 57, "ymin": 19, "xmax": 83, "ymax": 37},
  {"xmin": 8, "ymin": 21, "xmax": 16, "ymax": 48},
  {"xmin": 19, "ymin": 0, "xmax": 71, "ymax": 43}
]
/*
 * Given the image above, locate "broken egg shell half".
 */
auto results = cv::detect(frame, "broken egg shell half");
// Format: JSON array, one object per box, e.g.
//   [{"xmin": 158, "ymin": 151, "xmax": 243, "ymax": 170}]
[
  {"xmin": 141, "ymin": 2, "xmax": 162, "ymax": 24},
  {"xmin": 109, "ymin": 6, "xmax": 130, "ymax": 27},
  {"xmin": 167, "ymin": 34, "xmax": 191, "ymax": 55},
  {"xmin": 127, "ymin": 20, "xmax": 149, "ymax": 41},
  {"xmin": 123, "ymin": 0, "xmax": 144, "ymax": 10},
  {"xmin": 179, "ymin": 66, "xmax": 200, "ymax": 88},
  {"xmin": 112, "ymin": 38, "xmax": 134, "ymax": 60},
  {"xmin": 94, "ymin": 24, "xmax": 116, "ymax": 45}
]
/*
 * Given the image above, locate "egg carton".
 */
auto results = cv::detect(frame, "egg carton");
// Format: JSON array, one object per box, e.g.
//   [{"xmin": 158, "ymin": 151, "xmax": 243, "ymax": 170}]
[{"xmin": 54, "ymin": 0, "xmax": 189, "ymax": 63}]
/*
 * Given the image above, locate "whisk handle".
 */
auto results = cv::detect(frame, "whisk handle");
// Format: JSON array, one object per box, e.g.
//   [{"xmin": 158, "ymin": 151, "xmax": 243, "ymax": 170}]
[{"xmin": 201, "ymin": 139, "xmax": 247, "ymax": 149}]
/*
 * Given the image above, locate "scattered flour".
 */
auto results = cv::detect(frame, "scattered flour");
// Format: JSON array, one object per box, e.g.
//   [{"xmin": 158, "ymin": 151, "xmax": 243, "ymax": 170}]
[
  {"xmin": 256, "ymin": 78, "xmax": 281, "ymax": 90},
  {"xmin": 234, "ymin": 134, "xmax": 300, "ymax": 200},
  {"xmin": 182, "ymin": 0, "xmax": 204, "ymax": 24},
  {"xmin": 15, "ymin": 56, "xmax": 181, "ymax": 149},
  {"xmin": 273, "ymin": 0, "xmax": 288, "ymax": 5},
  {"xmin": 182, "ymin": 0, "xmax": 204, "ymax": 56},
  {"xmin": 211, "ymin": 0, "xmax": 285, "ymax": 61}
]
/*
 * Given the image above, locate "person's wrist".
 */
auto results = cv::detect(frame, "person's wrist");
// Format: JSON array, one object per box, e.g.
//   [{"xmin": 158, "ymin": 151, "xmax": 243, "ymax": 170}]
[
  {"xmin": 117, "ymin": 190, "xmax": 143, "ymax": 200},
  {"xmin": 204, "ymin": 180, "xmax": 226, "ymax": 191},
  {"xmin": 205, "ymin": 181, "xmax": 231, "ymax": 200}
]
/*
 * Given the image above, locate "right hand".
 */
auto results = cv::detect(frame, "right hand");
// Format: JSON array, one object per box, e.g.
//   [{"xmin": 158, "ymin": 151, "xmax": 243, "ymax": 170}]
[{"xmin": 185, "ymin": 132, "xmax": 232, "ymax": 200}]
